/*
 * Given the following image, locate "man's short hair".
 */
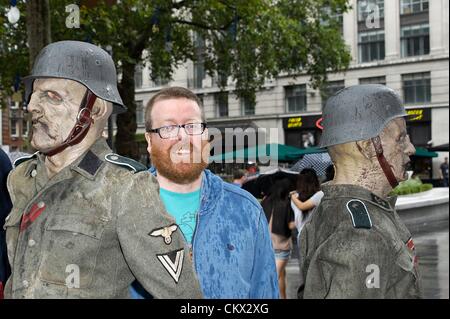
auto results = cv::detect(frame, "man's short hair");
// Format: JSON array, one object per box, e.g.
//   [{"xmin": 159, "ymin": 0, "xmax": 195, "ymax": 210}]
[
  {"xmin": 145, "ymin": 86, "xmax": 205, "ymax": 132},
  {"xmin": 233, "ymin": 169, "xmax": 246, "ymax": 180}
]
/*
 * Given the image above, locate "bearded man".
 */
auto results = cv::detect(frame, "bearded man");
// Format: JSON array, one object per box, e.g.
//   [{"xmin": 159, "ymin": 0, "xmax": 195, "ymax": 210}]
[
  {"xmin": 129, "ymin": 86, "xmax": 279, "ymax": 299},
  {"xmin": 3, "ymin": 41, "xmax": 202, "ymax": 299},
  {"xmin": 299, "ymin": 84, "xmax": 422, "ymax": 299}
]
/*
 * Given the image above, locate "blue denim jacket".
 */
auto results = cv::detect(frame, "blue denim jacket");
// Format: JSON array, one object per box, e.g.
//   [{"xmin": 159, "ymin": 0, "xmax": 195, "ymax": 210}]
[
  {"xmin": 0, "ymin": 149, "xmax": 12, "ymax": 293},
  {"xmin": 131, "ymin": 168, "xmax": 279, "ymax": 299}
]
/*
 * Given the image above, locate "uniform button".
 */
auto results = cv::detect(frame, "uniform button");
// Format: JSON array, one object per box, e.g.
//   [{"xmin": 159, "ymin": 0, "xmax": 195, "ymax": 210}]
[
  {"xmin": 31, "ymin": 169, "xmax": 37, "ymax": 178},
  {"xmin": 37, "ymin": 201, "xmax": 45, "ymax": 208},
  {"xmin": 28, "ymin": 239, "xmax": 36, "ymax": 247},
  {"xmin": 22, "ymin": 280, "xmax": 29, "ymax": 288}
]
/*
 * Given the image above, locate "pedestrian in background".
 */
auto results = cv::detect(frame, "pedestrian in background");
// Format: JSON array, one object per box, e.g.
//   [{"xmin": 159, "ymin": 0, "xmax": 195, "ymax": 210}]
[
  {"xmin": 232, "ymin": 169, "xmax": 247, "ymax": 187},
  {"xmin": 289, "ymin": 169, "xmax": 324, "ymax": 297},
  {"xmin": 290, "ymin": 169, "xmax": 324, "ymax": 243},
  {"xmin": 261, "ymin": 179, "xmax": 296, "ymax": 299},
  {"xmin": 0, "ymin": 148, "xmax": 12, "ymax": 299},
  {"xmin": 440, "ymin": 157, "xmax": 449, "ymax": 187}
]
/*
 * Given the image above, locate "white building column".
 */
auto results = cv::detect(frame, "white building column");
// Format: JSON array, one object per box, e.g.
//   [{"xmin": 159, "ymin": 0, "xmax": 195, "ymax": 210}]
[
  {"xmin": 443, "ymin": 0, "xmax": 449, "ymax": 54},
  {"xmin": 343, "ymin": 0, "xmax": 358, "ymax": 65},
  {"xmin": 429, "ymin": 0, "xmax": 447, "ymax": 55},
  {"xmin": 384, "ymin": 0, "xmax": 401, "ymax": 60}
]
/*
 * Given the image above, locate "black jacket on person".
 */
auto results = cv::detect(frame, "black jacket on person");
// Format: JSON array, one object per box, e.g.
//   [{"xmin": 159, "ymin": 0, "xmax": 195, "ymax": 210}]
[
  {"xmin": 261, "ymin": 197, "xmax": 294, "ymax": 239},
  {"xmin": 0, "ymin": 148, "xmax": 12, "ymax": 296}
]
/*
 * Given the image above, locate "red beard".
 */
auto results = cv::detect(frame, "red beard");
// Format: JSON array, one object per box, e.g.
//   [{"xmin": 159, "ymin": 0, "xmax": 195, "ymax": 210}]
[{"xmin": 151, "ymin": 140, "xmax": 209, "ymax": 184}]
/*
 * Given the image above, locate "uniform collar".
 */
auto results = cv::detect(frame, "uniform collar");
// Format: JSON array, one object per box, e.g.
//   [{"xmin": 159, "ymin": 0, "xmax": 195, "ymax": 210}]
[
  {"xmin": 26, "ymin": 138, "xmax": 110, "ymax": 182},
  {"xmin": 322, "ymin": 184, "xmax": 397, "ymax": 211},
  {"xmin": 70, "ymin": 138, "xmax": 110, "ymax": 180},
  {"xmin": 23, "ymin": 154, "xmax": 39, "ymax": 177}
]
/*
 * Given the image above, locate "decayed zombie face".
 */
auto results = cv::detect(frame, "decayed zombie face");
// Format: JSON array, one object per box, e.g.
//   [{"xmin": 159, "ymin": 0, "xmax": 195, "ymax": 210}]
[
  {"xmin": 379, "ymin": 117, "xmax": 416, "ymax": 182},
  {"xmin": 145, "ymin": 97, "xmax": 209, "ymax": 184},
  {"xmin": 28, "ymin": 78, "xmax": 87, "ymax": 151}
]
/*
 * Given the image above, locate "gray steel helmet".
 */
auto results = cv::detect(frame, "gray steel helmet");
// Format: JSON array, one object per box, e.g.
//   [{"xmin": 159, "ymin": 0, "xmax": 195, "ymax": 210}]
[
  {"xmin": 23, "ymin": 40, "xmax": 125, "ymax": 114},
  {"xmin": 319, "ymin": 84, "xmax": 407, "ymax": 148}
]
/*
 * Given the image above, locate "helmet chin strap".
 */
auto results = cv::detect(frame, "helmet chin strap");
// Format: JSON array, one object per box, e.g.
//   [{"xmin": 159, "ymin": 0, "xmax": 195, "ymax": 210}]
[
  {"xmin": 371, "ymin": 136, "xmax": 399, "ymax": 189},
  {"xmin": 42, "ymin": 89, "xmax": 97, "ymax": 157}
]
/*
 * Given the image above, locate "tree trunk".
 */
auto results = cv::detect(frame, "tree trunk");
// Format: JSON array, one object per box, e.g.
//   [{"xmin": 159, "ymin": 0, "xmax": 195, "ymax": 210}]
[
  {"xmin": 116, "ymin": 61, "xmax": 138, "ymax": 159},
  {"xmin": 26, "ymin": 0, "xmax": 51, "ymax": 70}
]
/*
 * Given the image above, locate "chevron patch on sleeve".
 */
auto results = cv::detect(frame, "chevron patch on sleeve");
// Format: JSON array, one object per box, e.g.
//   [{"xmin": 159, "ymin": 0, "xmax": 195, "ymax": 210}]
[{"xmin": 157, "ymin": 249, "xmax": 184, "ymax": 284}]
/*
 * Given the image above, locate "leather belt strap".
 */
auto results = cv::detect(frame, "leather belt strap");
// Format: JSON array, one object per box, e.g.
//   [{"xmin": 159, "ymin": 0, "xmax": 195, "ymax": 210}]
[
  {"xmin": 42, "ymin": 90, "xmax": 97, "ymax": 156},
  {"xmin": 371, "ymin": 136, "xmax": 399, "ymax": 188}
]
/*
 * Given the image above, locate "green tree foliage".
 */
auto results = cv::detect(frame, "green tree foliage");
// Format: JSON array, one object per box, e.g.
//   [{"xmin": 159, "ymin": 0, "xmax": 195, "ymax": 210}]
[
  {"xmin": 1, "ymin": 0, "xmax": 351, "ymax": 158},
  {"xmin": 0, "ymin": 1, "xmax": 28, "ymax": 107}
]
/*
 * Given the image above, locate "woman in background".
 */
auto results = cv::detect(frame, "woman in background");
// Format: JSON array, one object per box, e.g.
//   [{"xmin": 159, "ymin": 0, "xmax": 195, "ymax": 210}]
[
  {"xmin": 290, "ymin": 168, "xmax": 324, "ymax": 241},
  {"xmin": 290, "ymin": 169, "xmax": 324, "ymax": 297},
  {"xmin": 261, "ymin": 179, "xmax": 296, "ymax": 299}
]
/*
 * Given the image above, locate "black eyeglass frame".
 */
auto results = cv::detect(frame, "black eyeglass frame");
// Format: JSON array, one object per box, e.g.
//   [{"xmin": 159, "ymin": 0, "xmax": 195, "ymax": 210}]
[{"xmin": 147, "ymin": 122, "xmax": 208, "ymax": 139}]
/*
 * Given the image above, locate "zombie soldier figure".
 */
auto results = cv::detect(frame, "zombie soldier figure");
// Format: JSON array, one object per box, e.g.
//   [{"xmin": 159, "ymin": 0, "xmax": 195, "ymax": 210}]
[
  {"xmin": 299, "ymin": 85, "xmax": 422, "ymax": 299},
  {"xmin": 3, "ymin": 41, "xmax": 202, "ymax": 299}
]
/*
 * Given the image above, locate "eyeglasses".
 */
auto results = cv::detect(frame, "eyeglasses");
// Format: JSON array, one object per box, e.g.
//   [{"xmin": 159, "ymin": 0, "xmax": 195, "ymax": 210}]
[{"xmin": 148, "ymin": 123, "xmax": 207, "ymax": 139}]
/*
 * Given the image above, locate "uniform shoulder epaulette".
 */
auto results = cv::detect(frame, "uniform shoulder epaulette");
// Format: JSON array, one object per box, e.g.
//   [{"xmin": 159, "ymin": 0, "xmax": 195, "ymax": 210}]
[
  {"xmin": 346, "ymin": 199, "xmax": 373, "ymax": 229},
  {"xmin": 105, "ymin": 153, "xmax": 147, "ymax": 173},
  {"xmin": 13, "ymin": 152, "xmax": 38, "ymax": 168}
]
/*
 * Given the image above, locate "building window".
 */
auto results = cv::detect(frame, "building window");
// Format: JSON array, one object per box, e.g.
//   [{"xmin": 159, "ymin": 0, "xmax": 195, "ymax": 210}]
[
  {"xmin": 358, "ymin": 30, "xmax": 385, "ymax": 62},
  {"xmin": 197, "ymin": 94, "xmax": 204, "ymax": 108},
  {"xmin": 321, "ymin": 6, "xmax": 344, "ymax": 34},
  {"xmin": 241, "ymin": 97, "xmax": 255, "ymax": 116},
  {"xmin": 215, "ymin": 92, "xmax": 228, "ymax": 117},
  {"xmin": 359, "ymin": 76, "xmax": 386, "ymax": 85},
  {"xmin": 191, "ymin": 33, "xmax": 206, "ymax": 89},
  {"xmin": 10, "ymin": 118, "xmax": 18, "ymax": 137},
  {"xmin": 134, "ymin": 64, "xmax": 143, "ymax": 89},
  {"xmin": 22, "ymin": 119, "xmax": 28, "ymax": 137},
  {"xmin": 193, "ymin": 61, "xmax": 205, "ymax": 89},
  {"xmin": 402, "ymin": 72, "xmax": 431, "ymax": 104},
  {"xmin": 358, "ymin": 0, "xmax": 384, "ymax": 22},
  {"xmin": 136, "ymin": 100, "xmax": 144, "ymax": 126},
  {"xmin": 285, "ymin": 85, "xmax": 307, "ymax": 113},
  {"xmin": 212, "ymin": 71, "xmax": 229, "ymax": 88},
  {"xmin": 321, "ymin": 81, "xmax": 345, "ymax": 108},
  {"xmin": 401, "ymin": 0, "xmax": 429, "ymax": 15},
  {"xmin": 401, "ymin": 24, "xmax": 430, "ymax": 57},
  {"xmin": 152, "ymin": 77, "xmax": 169, "ymax": 87},
  {"xmin": 9, "ymin": 99, "xmax": 18, "ymax": 109}
]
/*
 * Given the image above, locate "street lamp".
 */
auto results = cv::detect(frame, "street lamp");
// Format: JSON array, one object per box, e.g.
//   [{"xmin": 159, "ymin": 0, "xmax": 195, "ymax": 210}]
[{"xmin": 7, "ymin": 1, "xmax": 20, "ymax": 24}]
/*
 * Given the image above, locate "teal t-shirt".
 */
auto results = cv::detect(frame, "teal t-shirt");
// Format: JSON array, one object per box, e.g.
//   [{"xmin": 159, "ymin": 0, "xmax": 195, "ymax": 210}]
[{"xmin": 159, "ymin": 187, "xmax": 201, "ymax": 244}]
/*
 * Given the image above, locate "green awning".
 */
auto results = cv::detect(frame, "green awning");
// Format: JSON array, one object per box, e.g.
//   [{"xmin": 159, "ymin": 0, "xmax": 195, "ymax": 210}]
[
  {"xmin": 210, "ymin": 144, "xmax": 326, "ymax": 163},
  {"xmin": 413, "ymin": 147, "xmax": 438, "ymax": 158}
]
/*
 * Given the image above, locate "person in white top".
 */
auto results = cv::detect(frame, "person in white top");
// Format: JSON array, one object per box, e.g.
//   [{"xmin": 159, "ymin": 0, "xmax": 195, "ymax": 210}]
[
  {"xmin": 289, "ymin": 168, "xmax": 324, "ymax": 296},
  {"xmin": 290, "ymin": 169, "xmax": 324, "ymax": 241}
]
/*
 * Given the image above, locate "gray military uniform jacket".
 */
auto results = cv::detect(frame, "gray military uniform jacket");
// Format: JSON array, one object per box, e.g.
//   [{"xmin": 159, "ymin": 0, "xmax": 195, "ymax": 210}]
[
  {"xmin": 299, "ymin": 184, "xmax": 422, "ymax": 299},
  {"xmin": 3, "ymin": 138, "xmax": 202, "ymax": 299}
]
